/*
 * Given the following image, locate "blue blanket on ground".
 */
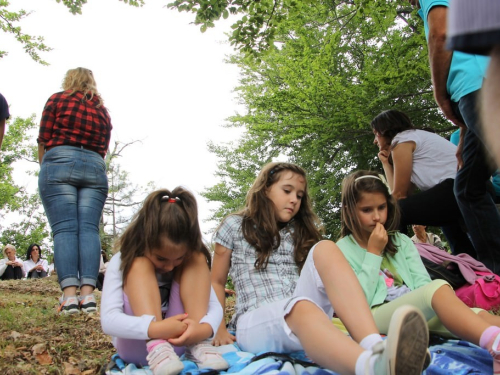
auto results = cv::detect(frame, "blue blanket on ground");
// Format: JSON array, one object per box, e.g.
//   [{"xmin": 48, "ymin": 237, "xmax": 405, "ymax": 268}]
[{"xmin": 105, "ymin": 339, "xmax": 492, "ymax": 374}]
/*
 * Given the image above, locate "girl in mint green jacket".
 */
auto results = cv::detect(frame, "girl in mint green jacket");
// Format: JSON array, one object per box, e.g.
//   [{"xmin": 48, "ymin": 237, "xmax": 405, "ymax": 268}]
[{"xmin": 337, "ymin": 170, "xmax": 500, "ymax": 374}]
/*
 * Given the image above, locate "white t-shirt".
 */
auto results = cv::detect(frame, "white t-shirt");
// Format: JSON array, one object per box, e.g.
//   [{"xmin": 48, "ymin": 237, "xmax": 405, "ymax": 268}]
[
  {"xmin": 23, "ymin": 258, "xmax": 49, "ymax": 276},
  {"xmin": 0, "ymin": 256, "xmax": 26, "ymax": 278},
  {"xmin": 392, "ymin": 129, "xmax": 457, "ymax": 191}
]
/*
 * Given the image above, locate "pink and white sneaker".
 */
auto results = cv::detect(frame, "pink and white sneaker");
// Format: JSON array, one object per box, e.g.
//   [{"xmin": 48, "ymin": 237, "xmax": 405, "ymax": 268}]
[
  {"xmin": 185, "ymin": 340, "xmax": 229, "ymax": 370},
  {"xmin": 486, "ymin": 333, "xmax": 500, "ymax": 375},
  {"xmin": 146, "ymin": 339, "xmax": 184, "ymax": 375}
]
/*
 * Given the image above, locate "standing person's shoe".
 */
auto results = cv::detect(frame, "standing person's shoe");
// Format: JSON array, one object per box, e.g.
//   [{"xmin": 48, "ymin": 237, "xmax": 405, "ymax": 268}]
[
  {"xmin": 146, "ymin": 339, "xmax": 184, "ymax": 375},
  {"xmin": 57, "ymin": 296, "xmax": 80, "ymax": 315},
  {"xmin": 185, "ymin": 340, "xmax": 229, "ymax": 370},
  {"xmin": 369, "ymin": 305, "xmax": 429, "ymax": 374},
  {"xmin": 79, "ymin": 294, "xmax": 97, "ymax": 313}
]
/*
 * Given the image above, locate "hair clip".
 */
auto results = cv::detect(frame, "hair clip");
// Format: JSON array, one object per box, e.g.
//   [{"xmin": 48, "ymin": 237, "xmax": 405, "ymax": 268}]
[
  {"xmin": 161, "ymin": 195, "xmax": 181, "ymax": 203},
  {"xmin": 354, "ymin": 175, "xmax": 382, "ymax": 182}
]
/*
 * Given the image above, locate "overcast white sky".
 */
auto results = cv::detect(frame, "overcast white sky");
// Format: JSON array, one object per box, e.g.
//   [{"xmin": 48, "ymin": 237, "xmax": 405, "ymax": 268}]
[{"xmin": 0, "ymin": 0, "xmax": 244, "ymax": 235}]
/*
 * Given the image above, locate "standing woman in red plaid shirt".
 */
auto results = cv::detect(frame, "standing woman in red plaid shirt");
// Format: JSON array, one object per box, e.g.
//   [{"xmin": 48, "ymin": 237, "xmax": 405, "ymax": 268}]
[{"xmin": 37, "ymin": 67, "xmax": 112, "ymax": 315}]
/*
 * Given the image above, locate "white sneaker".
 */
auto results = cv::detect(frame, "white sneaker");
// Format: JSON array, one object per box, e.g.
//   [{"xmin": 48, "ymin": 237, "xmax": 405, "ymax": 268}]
[
  {"xmin": 79, "ymin": 294, "xmax": 97, "ymax": 314},
  {"xmin": 146, "ymin": 340, "xmax": 184, "ymax": 375},
  {"xmin": 369, "ymin": 305, "xmax": 429, "ymax": 375},
  {"xmin": 185, "ymin": 340, "xmax": 229, "ymax": 370},
  {"xmin": 57, "ymin": 296, "xmax": 79, "ymax": 315}
]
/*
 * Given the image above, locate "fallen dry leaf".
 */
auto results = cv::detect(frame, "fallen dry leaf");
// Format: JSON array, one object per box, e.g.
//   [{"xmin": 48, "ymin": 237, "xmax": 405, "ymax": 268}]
[
  {"xmin": 32, "ymin": 342, "xmax": 46, "ymax": 355},
  {"xmin": 81, "ymin": 370, "xmax": 95, "ymax": 375},
  {"xmin": 68, "ymin": 356, "xmax": 79, "ymax": 364},
  {"xmin": 2, "ymin": 344, "xmax": 17, "ymax": 360},
  {"xmin": 10, "ymin": 330, "xmax": 22, "ymax": 340},
  {"xmin": 36, "ymin": 352, "xmax": 53, "ymax": 365},
  {"xmin": 63, "ymin": 362, "xmax": 81, "ymax": 375}
]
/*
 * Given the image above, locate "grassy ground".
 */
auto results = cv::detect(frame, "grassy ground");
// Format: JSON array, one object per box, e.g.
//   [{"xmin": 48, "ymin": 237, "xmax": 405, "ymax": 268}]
[
  {"xmin": 0, "ymin": 276, "xmax": 112, "ymax": 375},
  {"xmin": 0, "ymin": 276, "xmax": 237, "ymax": 375}
]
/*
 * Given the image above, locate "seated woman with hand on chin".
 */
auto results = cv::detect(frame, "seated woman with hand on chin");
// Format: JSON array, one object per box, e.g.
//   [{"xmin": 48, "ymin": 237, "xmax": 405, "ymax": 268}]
[{"xmin": 371, "ymin": 109, "xmax": 474, "ymax": 257}]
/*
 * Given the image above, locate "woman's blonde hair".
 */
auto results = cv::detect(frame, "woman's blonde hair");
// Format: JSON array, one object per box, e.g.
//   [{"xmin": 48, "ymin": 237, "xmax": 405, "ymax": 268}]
[
  {"xmin": 340, "ymin": 170, "xmax": 400, "ymax": 256},
  {"xmin": 236, "ymin": 162, "xmax": 323, "ymax": 271},
  {"xmin": 62, "ymin": 67, "xmax": 103, "ymax": 107},
  {"xmin": 3, "ymin": 244, "xmax": 16, "ymax": 258}
]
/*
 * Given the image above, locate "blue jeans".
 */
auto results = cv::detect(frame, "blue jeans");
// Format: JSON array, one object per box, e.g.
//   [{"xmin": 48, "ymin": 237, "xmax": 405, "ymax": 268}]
[
  {"xmin": 38, "ymin": 146, "xmax": 108, "ymax": 289},
  {"xmin": 452, "ymin": 90, "xmax": 500, "ymax": 274}
]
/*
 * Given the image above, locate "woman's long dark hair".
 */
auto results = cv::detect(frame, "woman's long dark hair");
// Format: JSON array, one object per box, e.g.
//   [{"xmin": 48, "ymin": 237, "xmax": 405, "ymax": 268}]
[
  {"xmin": 371, "ymin": 109, "xmax": 415, "ymax": 144},
  {"xmin": 26, "ymin": 243, "xmax": 43, "ymax": 261}
]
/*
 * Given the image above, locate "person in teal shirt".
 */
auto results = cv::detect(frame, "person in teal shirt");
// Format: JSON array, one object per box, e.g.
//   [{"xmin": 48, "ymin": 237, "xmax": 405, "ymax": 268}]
[{"xmin": 410, "ymin": 0, "xmax": 500, "ymax": 275}]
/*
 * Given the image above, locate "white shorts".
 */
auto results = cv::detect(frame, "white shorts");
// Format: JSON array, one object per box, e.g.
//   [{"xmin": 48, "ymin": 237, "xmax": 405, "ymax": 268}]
[{"xmin": 236, "ymin": 242, "xmax": 333, "ymax": 353}]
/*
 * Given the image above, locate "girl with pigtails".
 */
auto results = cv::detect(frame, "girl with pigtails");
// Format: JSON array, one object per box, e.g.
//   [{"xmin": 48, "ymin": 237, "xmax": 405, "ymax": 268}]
[{"xmin": 101, "ymin": 188, "xmax": 228, "ymax": 375}]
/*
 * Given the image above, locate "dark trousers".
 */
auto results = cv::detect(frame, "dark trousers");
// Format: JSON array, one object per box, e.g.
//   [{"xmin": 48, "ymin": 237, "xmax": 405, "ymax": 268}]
[
  {"xmin": 27, "ymin": 270, "xmax": 48, "ymax": 279},
  {"xmin": 452, "ymin": 90, "xmax": 500, "ymax": 275},
  {"xmin": 96, "ymin": 272, "xmax": 105, "ymax": 291},
  {"xmin": 1, "ymin": 265, "xmax": 23, "ymax": 280},
  {"xmin": 399, "ymin": 178, "xmax": 475, "ymax": 256}
]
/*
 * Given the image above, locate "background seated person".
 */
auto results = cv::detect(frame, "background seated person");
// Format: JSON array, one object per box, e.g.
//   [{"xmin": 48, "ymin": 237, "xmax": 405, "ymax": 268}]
[
  {"xmin": 411, "ymin": 225, "xmax": 445, "ymax": 250},
  {"xmin": 23, "ymin": 244, "xmax": 49, "ymax": 279},
  {"xmin": 0, "ymin": 244, "xmax": 25, "ymax": 280}
]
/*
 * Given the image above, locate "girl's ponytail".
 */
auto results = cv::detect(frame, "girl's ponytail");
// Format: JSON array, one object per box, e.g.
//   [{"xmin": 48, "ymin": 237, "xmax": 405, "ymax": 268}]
[{"xmin": 117, "ymin": 187, "xmax": 210, "ymax": 284}]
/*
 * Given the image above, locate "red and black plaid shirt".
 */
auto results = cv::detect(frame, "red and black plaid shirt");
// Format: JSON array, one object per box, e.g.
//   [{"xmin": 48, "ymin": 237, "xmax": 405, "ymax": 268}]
[{"xmin": 37, "ymin": 90, "xmax": 113, "ymax": 158}]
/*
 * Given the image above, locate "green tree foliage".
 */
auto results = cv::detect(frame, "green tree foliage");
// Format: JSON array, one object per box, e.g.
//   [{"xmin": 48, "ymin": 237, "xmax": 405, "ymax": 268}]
[
  {"xmin": 0, "ymin": 193, "xmax": 50, "ymax": 259},
  {"xmin": 202, "ymin": 0, "xmax": 453, "ymax": 238},
  {"xmin": 0, "ymin": 0, "xmax": 52, "ymax": 63},
  {"xmin": 55, "ymin": 0, "xmax": 145, "ymax": 15},
  {"xmin": 0, "ymin": 115, "xmax": 38, "ymax": 212},
  {"xmin": 168, "ymin": 0, "xmax": 296, "ymax": 55},
  {"xmin": 100, "ymin": 140, "xmax": 152, "ymax": 251},
  {"xmin": 0, "ymin": 115, "xmax": 51, "ymax": 256},
  {"xmin": 0, "ymin": 0, "xmax": 144, "ymax": 63}
]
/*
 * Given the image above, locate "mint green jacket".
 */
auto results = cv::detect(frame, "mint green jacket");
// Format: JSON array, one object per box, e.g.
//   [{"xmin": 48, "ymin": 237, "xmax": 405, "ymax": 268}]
[{"xmin": 337, "ymin": 233, "xmax": 431, "ymax": 308}]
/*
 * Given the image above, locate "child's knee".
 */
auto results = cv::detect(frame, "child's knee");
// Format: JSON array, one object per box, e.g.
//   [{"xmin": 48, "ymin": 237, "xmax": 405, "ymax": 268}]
[
  {"xmin": 286, "ymin": 299, "xmax": 322, "ymax": 323},
  {"xmin": 129, "ymin": 257, "xmax": 155, "ymax": 273},
  {"xmin": 312, "ymin": 240, "xmax": 345, "ymax": 264}
]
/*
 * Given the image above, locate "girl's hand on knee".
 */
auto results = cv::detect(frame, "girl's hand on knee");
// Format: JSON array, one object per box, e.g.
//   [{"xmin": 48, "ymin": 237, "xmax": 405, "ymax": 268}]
[
  {"xmin": 168, "ymin": 318, "xmax": 210, "ymax": 346},
  {"xmin": 367, "ymin": 223, "xmax": 388, "ymax": 256},
  {"xmin": 149, "ymin": 313, "xmax": 188, "ymax": 339},
  {"xmin": 212, "ymin": 326, "xmax": 236, "ymax": 346}
]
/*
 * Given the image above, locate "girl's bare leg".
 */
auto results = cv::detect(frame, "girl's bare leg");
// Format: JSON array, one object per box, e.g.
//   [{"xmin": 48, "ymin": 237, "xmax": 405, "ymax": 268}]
[
  {"xmin": 178, "ymin": 252, "xmax": 212, "ymax": 342},
  {"xmin": 124, "ymin": 257, "xmax": 186, "ymax": 339},
  {"xmin": 432, "ymin": 285, "xmax": 500, "ymax": 344},
  {"xmin": 313, "ymin": 241, "xmax": 380, "ymax": 342},
  {"xmin": 285, "ymin": 300, "xmax": 362, "ymax": 375},
  {"xmin": 124, "ymin": 257, "xmax": 162, "ymax": 321}
]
